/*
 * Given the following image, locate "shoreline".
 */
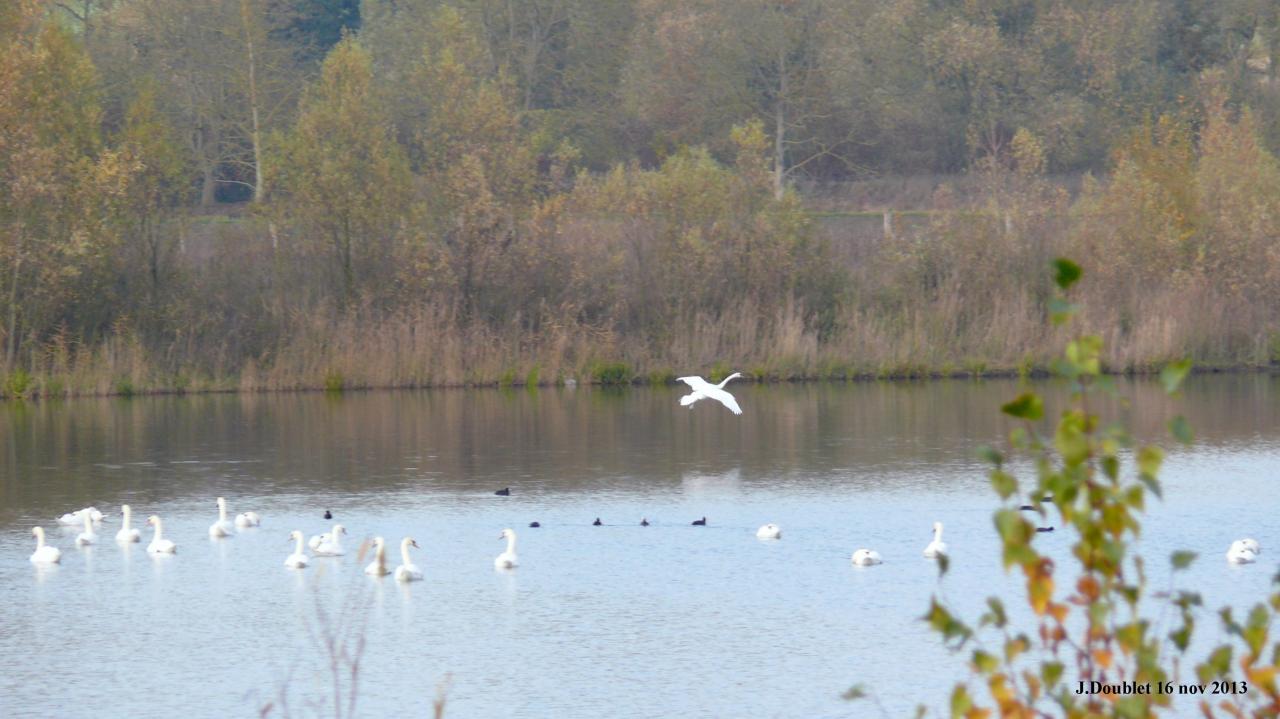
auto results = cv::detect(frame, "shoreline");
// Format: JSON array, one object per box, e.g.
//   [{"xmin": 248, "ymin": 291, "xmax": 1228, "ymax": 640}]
[{"xmin": 4, "ymin": 362, "xmax": 1275, "ymax": 401}]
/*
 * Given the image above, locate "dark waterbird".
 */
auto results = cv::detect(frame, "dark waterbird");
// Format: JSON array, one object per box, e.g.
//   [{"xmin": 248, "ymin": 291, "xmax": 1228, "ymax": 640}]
[
  {"xmin": 640, "ymin": 518, "xmax": 650, "ymax": 527},
  {"xmin": 529, "ymin": 521, "xmax": 541, "ymax": 528},
  {"xmin": 592, "ymin": 518, "xmax": 603, "ymax": 526},
  {"xmin": 494, "ymin": 488, "xmax": 510, "ymax": 496},
  {"xmin": 1036, "ymin": 526, "xmax": 1055, "ymax": 533},
  {"xmin": 323, "ymin": 510, "xmax": 332, "ymax": 519},
  {"xmin": 691, "ymin": 517, "xmax": 707, "ymax": 526}
]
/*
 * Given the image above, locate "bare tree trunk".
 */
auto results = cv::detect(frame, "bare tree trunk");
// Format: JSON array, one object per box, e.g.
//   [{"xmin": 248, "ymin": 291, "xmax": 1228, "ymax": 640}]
[
  {"xmin": 773, "ymin": 46, "xmax": 787, "ymax": 200},
  {"xmin": 241, "ymin": 0, "xmax": 265, "ymax": 202}
]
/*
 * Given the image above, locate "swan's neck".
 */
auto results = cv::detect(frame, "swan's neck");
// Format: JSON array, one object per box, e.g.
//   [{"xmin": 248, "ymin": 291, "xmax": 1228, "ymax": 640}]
[
  {"xmin": 375, "ymin": 540, "xmax": 386, "ymax": 568},
  {"xmin": 331, "ymin": 525, "xmax": 342, "ymax": 543},
  {"xmin": 84, "ymin": 513, "xmax": 93, "ymax": 532},
  {"xmin": 400, "ymin": 539, "xmax": 413, "ymax": 565},
  {"xmin": 505, "ymin": 534, "xmax": 517, "ymax": 554},
  {"xmin": 34, "ymin": 527, "xmax": 45, "ymax": 549},
  {"xmin": 294, "ymin": 534, "xmax": 304, "ymax": 555},
  {"xmin": 934, "ymin": 525, "xmax": 943, "ymax": 542},
  {"xmin": 121, "ymin": 507, "xmax": 131, "ymax": 530},
  {"xmin": 152, "ymin": 520, "xmax": 164, "ymax": 542},
  {"xmin": 218, "ymin": 500, "xmax": 227, "ymax": 522}
]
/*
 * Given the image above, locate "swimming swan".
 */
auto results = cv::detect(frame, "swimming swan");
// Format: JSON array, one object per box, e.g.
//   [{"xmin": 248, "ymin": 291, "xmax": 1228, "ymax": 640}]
[
  {"xmin": 1227, "ymin": 541, "xmax": 1259, "ymax": 564},
  {"xmin": 677, "ymin": 373, "xmax": 744, "ymax": 415},
  {"xmin": 30, "ymin": 527, "xmax": 61, "ymax": 564},
  {"xmin": 395, "ymin": 537, "xmax": 423, "ymax": 582},
  {"xmin": 852, "ymin": 549, "xmax": 883, "ymax": 566},
  {"xmin": 57, "ymin": 506, "xmax": 105, "ymax": 525},
  {"xmin": 1231, "ymin": 538, "xmax": 1261, "ymax": 555},
  {"xmin": 494, "ymin": 529, "xmax": 519, "ymax": 569},
  {"xmin": 923, "ymin": 522, "xmax": 947, "ymax": 558},
  {"xmin": 208, "ymin": 497, "xmax": 234, "ymax": 538},
  {"xmin": 284, "ymin": 531, "xmax": 308, "ymax": 568},
  {"xmin": 116, "ymin": 504, "xmax": 142, "ymax": 543},
  {"xmin": 146, "ymin": 515, "xmax": 177, "ymax": 554},
  {"xmin": 75, "ymin": 511, "xmax": 98, "ymax": 546},
  {"xmin": 756, "ymin": 523, "xmax": 782, "ymax": 539},
  {"xmin": 364, "ymin": 537, "xmax": 390, "ymax": 576},
  {"xmin": 234, "ymin": 511, "xmax": 261, "ymax": 528},
  {"xmin": 311, "ymin": 525, "xmax": 346, "ymax": 556}
]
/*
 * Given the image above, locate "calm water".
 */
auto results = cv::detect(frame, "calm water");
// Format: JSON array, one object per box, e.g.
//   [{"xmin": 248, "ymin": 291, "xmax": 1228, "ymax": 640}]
[{"xmin": 0, "ymin": 376, "xmax": 1277, "ymax": 718}]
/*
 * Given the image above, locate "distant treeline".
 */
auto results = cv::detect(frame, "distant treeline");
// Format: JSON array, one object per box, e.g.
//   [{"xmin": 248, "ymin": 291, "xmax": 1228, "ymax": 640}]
[{"xmin": 2, "ymin": 0, "xmax": 1279, "ymax": 396}]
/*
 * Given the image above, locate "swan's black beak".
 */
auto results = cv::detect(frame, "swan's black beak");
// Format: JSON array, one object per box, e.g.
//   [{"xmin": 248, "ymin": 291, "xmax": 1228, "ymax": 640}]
[{"xmin": 412, "ymin": 540, "xmax": 420, "ymax": 548}]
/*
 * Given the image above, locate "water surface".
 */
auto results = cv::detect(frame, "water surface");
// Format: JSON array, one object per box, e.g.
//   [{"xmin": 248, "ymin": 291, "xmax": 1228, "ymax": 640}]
[{"xmin": 1, "ymin": 375, "xmax": 1277, "ymax": 717}]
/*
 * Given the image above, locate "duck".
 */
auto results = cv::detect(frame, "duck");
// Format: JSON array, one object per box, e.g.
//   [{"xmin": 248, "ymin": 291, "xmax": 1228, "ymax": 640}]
[
  {"xmin": 852, "ymin": 549, "xmax": 883, "ymax": 566},
  {"xmin": 234, "ymin": 511, "xmax": 261, "ymax": 528},
  {"xmin": 494, "ymin": 487, "xmax": 510, "ymax": 496},
  {"xmin": 494, "ymin": 528, "xmax": 519, "ymax": 569},
  {"xmin": 640, "ymin": 518, "xmax": 650, "ymax": 527},
  {"xmin": 756, "ymin": 523, "xmax": 782, "ymax": 540},
  {"xmin": 146, "ymin": 515, "xmax": 177, "ymax": 554},
  {"xmin": 323, "ymin": 510, "xmax": 333, "ymax": 520},
  {"xmin": 115, "ymin": 504, "xmax": 142, "ymax": 543},
  {"xmin": 364, "ymin": 537, "xmax": 390, "ymax": 576},
  {"xmin": 592, "ymin": 518, "xmax": 603, "ymax": 526},
  {"xmin": 394, "ymin": 537, "xmax": 423, "ymax": 582},
  {"xmin": 528, "ymin": 521, "xmax": 541, "ymax": 528},
  {"xmin": 284, "ymin": 531, "xmax": 308, "ymax": 568},
  {"xmin": 75, "ymin": 511, "xmax": 98, "ymax": 546},
  {"xmin": 311, "ymin": 525, "xmax": 347, "ymax": 556},
  {"xmin": 29, "ymin": 527, "xmax": 61, "ymax": 564},
  {"xmin": 1036, "ymin": 527, "xmax": 1055, "ymax": 533},
  {"xmin": 923, "ymin": 522, "xmax": 947, "ymax": 558},
  {"xmin": 208, "ymin": 497, "xmax": 234, "ymax": 538},
  {"xmin": 691, "ymin": 517, "xmax": 707, "ymax": 526},
  {"xmin": 1227, "ymin": 541, "xmax": 1259, "ymax": 564}
]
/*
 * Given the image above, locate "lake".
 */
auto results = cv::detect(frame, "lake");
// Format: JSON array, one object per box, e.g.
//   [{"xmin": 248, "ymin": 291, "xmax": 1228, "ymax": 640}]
[{"xmin": 1, "ymin": 375, "xmax": 1277, "ymax": 717}]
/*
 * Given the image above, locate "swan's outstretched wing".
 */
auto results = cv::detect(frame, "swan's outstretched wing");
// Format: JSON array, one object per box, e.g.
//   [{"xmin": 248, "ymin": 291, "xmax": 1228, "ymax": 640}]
[
  {"xmin": 679, "ymin": 392, "xmax": 703, "ymax": 407},
  {"xmin": 703, "ymin": 387, "xmax": 742, "ymax": 415},
  {"xmin": 677, "ymin": 376, "xmax": 714, "ymax": 392}
]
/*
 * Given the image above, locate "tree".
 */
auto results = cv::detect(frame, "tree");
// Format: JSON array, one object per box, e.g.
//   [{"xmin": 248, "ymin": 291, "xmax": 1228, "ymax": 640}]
[{"xmin": 274, "ymin": 35, "xmax": 410, "ymax": 303}]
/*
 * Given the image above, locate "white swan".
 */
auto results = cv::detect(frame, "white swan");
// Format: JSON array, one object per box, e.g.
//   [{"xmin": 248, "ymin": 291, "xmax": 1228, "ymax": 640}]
[
  {"xmin": 756, "ymin": 523, "xmax": 782, "ymax": 539},
  {"xmin": 677, "ymin": 373, "xmax": 744, "ymax": 415},
  {"xmin": 395, "ymin": 537, "xmax": 423, "ymax": 582},
  {"xmin": 30, "ymin": 527, "xmax": 61, "ymax": 564},
  {"xmin": 284, "ymin": 530, "xmax": 308, "ymax": 568},
  {"xmin": 146, "ymin": 515, "xmax": 177, "ymax": 554},
  {"xmin": 235, "ymin": 511, "xmax": 261, "ymax": 528},
  {"xmin": 312, "ymin": 525, "xmax": 347, "ymax": 556},
  {"xmin": 57, "ymin": 506, "xmax": 105, "ymax": 525},
  {"xmin": 75, "ymin": 511, "xmax": 98, "ymax": 546},
  {"xmin": 1231, "ymin": 538, "xmax": 1261, "ymax": 555},
  {"xmin": 116, "ymin": 504, "xmax": 142, "ymax": 543},
  {"xmin": 852, "ymin": 549, "xmax": 883, "ymax": 566},
  {"xmin": 924, "ymin": 521, "xmax": 948, "ymax": 558},
  {"xmin": 364, "ymin": 537, "xmax": 390, "ymax": 576},
  {"xmin": 208, "ymin": 497, "xmax": 234, "ymax": 538},
  {"xmin": 494, "ymin": 528, "xmax": 519, "ymax": 569},
  {"xmin": 1227, "ymin": 542, "xmax": 1259, "ymax": 564}
]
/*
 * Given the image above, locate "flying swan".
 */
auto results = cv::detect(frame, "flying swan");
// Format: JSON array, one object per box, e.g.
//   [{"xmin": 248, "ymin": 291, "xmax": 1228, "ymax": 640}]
[
  {"xmin": 30, "ymin": 527, "xmax": 61, "ymax": 564},
  {"xmin": 495, "ymin": 528, "xmax": 519, "ymax": 569},
  {"xmin": 677, "ymin": 373, "xmax": 744, "ymax": 415}
]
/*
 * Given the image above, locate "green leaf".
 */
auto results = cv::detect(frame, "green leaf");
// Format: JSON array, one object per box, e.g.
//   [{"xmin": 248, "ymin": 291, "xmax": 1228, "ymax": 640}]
[
  {"xmin": 990, "ymin": 469, "xmax": 1017, "ymax": 499},
  {"xmin": 975, "ymin": 445, "xmax": 1003, "ymax": 466},
  {"xmin": 949, "ymin": 685, "xmax": 972, "ymax": 718},
  {"xmin": 1001, "ymin": 392, "xmax": 1043, "ymax": 421},
  {"xmin": 1169, "ymin": 415, "xmax": 1193, "ymax": 444},
  {"xmin": 1052, "ymin": 258, "xmax": 1082, "ymax": 290},
  {"xmin": 972, "ymin": 650, "xmax": 998, "ymax": 673},
  {"xmin": 1160, "ymin": 359, "xmax": 1192, "ymax": 395},
  {"xmin": 1048, "ymin": 297, "xmax": 1078, "ymax": 325},
  {"xmin": 1041, "ymin": 661, "xmax": 1064, "ymax": 687},
  {"xmin": 1170, "ymin": 550, "xmax": 1197, "ymax": 570},
  {"xmin": 935, "ymin": 552, "xmax": 950, "ymax": 577}
]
